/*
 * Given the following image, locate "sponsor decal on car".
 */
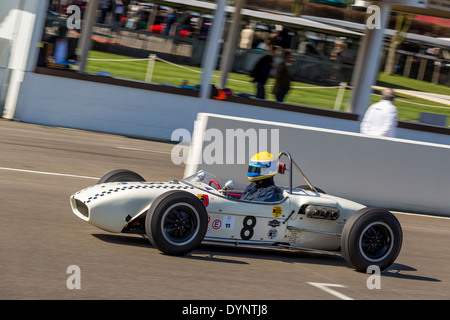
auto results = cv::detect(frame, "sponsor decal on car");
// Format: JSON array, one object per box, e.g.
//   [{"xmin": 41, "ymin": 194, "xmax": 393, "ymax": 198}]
[
  {"xmin": 212, "ymin": 219, "xmax": 221, "ymax": 230},
  {"xmin": 222, "ymin": 215, "xmax": 235, "ymax": 230},
  {"xmin": 272, "ymin": 205, "xmax": 282, "ymax": 217},
  {"xmin": 267, "ymin": 228, "xmax": 278, "ymax": 240},
  {"xmin": 268, "ymin": 219, "xmax": 281, "ymax": 228},
  {"xmin": 197, "ymin": 194, "xmax": 209, "ymax": 207}
]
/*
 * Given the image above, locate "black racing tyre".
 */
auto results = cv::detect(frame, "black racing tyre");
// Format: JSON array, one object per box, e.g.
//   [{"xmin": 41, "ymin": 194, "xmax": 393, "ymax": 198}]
[
  {"xmin": 97, "ymin": 169, "xmax": 145, "ymax": 184},
  {"xmin": 341, "ymin": 207, "xmax": 402, "ymax": 272},
  {"xmin": 145, "ymin": 191, "xmax": 208, "ymax": 256}
]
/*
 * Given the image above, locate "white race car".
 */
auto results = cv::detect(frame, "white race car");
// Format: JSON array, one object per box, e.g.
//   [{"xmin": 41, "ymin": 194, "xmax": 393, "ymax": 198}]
[{"xmin": 70, "ymin": 152, "xmax": 402, "ymax": 272}]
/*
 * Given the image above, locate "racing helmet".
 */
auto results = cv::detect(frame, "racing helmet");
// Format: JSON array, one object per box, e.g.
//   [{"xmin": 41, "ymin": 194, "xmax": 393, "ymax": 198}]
[{"xmin": 247, "ymin": 151, "xmax": 278, "ymax": 182}]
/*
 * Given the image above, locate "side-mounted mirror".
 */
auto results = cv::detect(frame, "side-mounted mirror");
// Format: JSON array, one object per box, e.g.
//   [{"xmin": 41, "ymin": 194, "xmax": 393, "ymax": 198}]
[{"xmin": 223, "ymin": 180, "xmax": 235, "ymax": 190}]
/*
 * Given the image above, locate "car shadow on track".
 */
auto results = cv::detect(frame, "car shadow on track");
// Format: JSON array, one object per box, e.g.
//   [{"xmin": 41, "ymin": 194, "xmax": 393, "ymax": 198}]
[
  {"xmin": 91, "ymin": 233, "xmax": 348, "ymax": 269},
  {"xmin": 92, "ymin": 233, "xmax": 438, "ymax": 282},
  {"xmin": 92, "ymin": 233, "xmax": 150, "ymax": 248},
  {"xmin": 382, "ymin": 263, "xmax": 441, "ymax": 282},
  {"xmin": 195, "ymin": 243, "xmax": 347, "ymax": 268},
  {"xmin": 92, "ymin": 233, "xmax": 248, "ymax": 265}
]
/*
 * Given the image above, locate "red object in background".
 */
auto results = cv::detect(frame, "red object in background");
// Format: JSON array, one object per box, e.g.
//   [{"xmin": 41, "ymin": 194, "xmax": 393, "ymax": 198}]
[
  {"xmin": 180, "ymin": 30, "xmax": 191, "ymax": 37},
  {"xmin": 415, "ymin": 16, "xmax": 450, "ymax": 27},
  {"xmin": 150, "ymin": 25, "xmax": 163, "ymax": 34},
  {"xmin": 213, "ymin": 89, "xmax": 227, "ymax": 100}
]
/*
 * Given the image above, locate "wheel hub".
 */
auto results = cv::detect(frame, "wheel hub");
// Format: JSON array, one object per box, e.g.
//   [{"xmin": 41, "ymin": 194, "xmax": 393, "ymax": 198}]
[
  {"xmin": 164, "ymin": 206, "xmax": 196, "ymax": 243},
  {"xmin": 359, "ymin": 222, "xmax": 394, "ymax": 262}
]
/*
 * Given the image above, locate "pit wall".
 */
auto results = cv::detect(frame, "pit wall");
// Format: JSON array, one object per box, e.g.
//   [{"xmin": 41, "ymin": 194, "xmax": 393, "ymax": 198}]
[
  {"xmin": 12, "ymin": 70, "xmax": 450, "ymax": 146},
  {"xmin": 184, "ymin": 113, "xmax": 450, "ymax": 216}
]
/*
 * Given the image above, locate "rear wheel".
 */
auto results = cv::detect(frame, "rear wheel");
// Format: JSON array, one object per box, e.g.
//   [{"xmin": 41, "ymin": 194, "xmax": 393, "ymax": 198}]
[
  {"xmin": 97, "ymin": 169, "xmax": 145, "ymax": 184},
  {"xmin": 145, "ymin": 191, "xmax": 208, "ymax": 255},
  {"xmin": 341, "ymin": 208, "xmax": 402, "ymax": 272}
]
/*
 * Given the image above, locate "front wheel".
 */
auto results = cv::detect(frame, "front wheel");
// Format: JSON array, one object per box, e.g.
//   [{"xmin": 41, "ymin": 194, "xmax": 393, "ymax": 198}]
[
  {"xmin": 341, "ymin": 208, "xmax": 402, "ymax": 272},
  {"xmin": 145, "ymin": 191, "xmax": 208, "ymax": 255},
  {"xmin": 97, "ymin": 169, "xmax": 145, "ymax": 184}
]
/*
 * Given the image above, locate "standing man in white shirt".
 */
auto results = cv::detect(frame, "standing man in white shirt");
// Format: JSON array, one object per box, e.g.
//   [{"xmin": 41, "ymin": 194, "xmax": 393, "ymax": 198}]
[{"xmin": 360, "ymin": 88, "xmax": 398, "ymax": 137}]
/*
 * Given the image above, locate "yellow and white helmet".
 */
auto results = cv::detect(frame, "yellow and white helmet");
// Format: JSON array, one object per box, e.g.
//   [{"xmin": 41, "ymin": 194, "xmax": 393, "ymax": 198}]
[{"xmin": 247, "ymin": 151, "xmax": 278, "ymax": 182}]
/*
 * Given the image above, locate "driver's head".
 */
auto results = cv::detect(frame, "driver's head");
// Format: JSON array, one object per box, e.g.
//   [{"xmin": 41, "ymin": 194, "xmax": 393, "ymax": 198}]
[{"xmin": 247, "ymin": 151, "xmax": 278, "ymax": 182}]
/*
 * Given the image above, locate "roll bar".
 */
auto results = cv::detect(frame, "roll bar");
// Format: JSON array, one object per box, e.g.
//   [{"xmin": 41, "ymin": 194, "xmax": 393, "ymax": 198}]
[{"xmin": 279, "ymin": 151, "xmax": 317, "ymax": 194}]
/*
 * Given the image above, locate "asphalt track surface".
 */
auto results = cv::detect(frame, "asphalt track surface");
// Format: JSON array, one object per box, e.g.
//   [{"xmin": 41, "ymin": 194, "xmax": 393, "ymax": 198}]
[{"xmin": 1, "ymin": 120, "xmax": 450, "ymax": 301}]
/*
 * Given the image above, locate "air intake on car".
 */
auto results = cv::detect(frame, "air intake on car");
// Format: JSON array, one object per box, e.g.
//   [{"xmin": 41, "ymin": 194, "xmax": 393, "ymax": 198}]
[
  {"xmin": 75, "ymin": 199, "xmax": 89, "ymax": 218},
  {"xmin": 304, "ymin": 205, "xmax": 339, "ymax": 220}
]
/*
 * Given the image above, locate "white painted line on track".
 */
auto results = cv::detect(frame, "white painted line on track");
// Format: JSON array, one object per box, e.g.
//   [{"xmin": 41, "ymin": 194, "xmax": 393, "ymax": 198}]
[
  {"xmin": 393, "ymin": 211, "xmax": 450, "ymax": 220},
  {"xmin": 115, "ymin": 146, "xmax": 172, "ymax": 154},
  {"xmin": 307, "ymin": 282, "xmax": 354, "ymax": 300},
  {"xmin": 0, "ymin": 167, "xmax": 99, "ymax": 180}
]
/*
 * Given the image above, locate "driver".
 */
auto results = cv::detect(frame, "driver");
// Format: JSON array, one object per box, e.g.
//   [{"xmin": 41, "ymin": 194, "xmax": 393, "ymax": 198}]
[{"xmin": 240, "ymin": 152, "xmax": 283, "ymax": 202}]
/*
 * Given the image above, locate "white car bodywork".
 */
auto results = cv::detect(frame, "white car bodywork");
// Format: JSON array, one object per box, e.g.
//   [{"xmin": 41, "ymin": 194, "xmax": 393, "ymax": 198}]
[
  {"xmin": 70, "ymin": 152, "xmax": 402, "ymax": 271},
  {"xmin": 71, "ymin": 171, "xmax": 364, "ymax": 252}
]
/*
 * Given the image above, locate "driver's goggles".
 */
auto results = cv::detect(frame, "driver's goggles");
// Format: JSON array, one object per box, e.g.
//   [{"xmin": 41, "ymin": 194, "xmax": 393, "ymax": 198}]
[{"xmin": 248, "ymin": 162, "xmax": 270, "ymax": 175}]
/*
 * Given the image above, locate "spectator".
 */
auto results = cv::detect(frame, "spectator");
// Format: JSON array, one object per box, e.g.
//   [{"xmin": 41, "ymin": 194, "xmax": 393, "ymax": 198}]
[
  {"xmin": 330, "ymin": 40, "xmax": 344, "ymax": 63},
  {"xmin": 250, "ymin": 46, "xmax": 278, "ymax": 99},
  {"xmin": 46, "ymin": 25, "xmax": 77, "ymax": 69},
  {"xmin": 272, "ymin": 50, "xmax": 293, "ymax": 102},
  {"xmin": 199, "ymin": 19, "xmax": 211, "ymax": 40},
  {"xmin": 330, "ymin": 40, "xmax": 345, "ymax": 80},
  {"xmin": 114, "ymin": 0, "xmax": 124, "ymax": 27},
  {"xmin": 99, "ymin": 0, "xmax": 111, "ymax": 24},
  {"xmin": 240, "ymin": 25, "xmax": 254, "ymax": 49},
  {"xmin": 164, "ymin": 9, "xmax": 175, "ymax": 36},
  {"xmin": 360, "ymin": 88, "xmax": 398, "ymax": 137},
  {"xmin": 297, "ymin": 36, "xmax": 308, "ymax": 55},
  {"xmin": 279, "ymin": 28, "xmax": 291, "ymax": 49}
]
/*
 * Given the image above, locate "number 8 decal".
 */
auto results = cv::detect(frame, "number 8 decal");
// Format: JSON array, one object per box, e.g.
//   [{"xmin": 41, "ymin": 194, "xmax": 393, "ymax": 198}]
[{"xmin": 240, "ymin": 216, "xmax": 257, "ymax": 240}]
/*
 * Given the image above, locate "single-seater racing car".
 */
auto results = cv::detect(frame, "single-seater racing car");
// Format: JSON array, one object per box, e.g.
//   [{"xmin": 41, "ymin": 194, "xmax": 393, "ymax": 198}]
[{"xmin": 70, "ymin": 151, "xmax": 402, "ymax": 272}]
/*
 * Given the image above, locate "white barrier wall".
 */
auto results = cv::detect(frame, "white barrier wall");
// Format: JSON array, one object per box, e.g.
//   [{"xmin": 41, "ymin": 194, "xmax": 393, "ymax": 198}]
[
  {"xmin": 12, "ymin": 71, "xmax": 450, "ymax": 146},
  {"xmin": 184, "ymin": 113, "xmax": 450, "ymax": 216},
  {"xmin": 0, "ymin": 0, "xmax": 46, "ymax": 119},
  {"xmin": 14, "ymin": 72, "xmax": 202, "ymax": 140},
  {"xmin": 13, "ymin": 71, "xmax": 365, "ymax": 142}
]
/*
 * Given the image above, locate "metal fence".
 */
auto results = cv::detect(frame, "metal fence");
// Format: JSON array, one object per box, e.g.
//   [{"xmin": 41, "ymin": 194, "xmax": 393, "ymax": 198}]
[{"xmin": 233, "ymin": 49, "xmax": 354, "ymax": 85}]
